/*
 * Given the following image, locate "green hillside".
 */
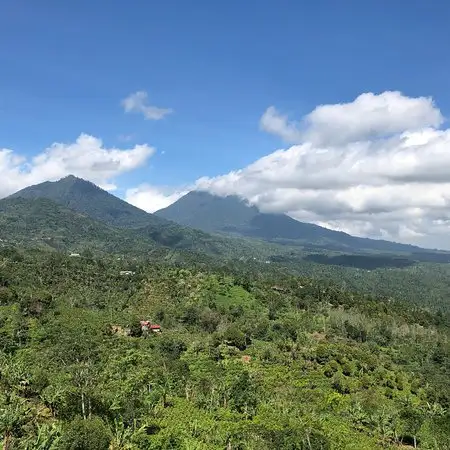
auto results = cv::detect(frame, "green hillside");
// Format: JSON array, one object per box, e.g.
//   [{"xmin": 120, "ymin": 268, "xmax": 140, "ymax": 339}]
[
  {"xmin": 0, "ymin": 196, "xmax": 276, "ymax": 260},
  {"xmin": 8, "ymin": 175, "xmax": 161, "ymax": 229},
  {"xmin": 0, "ymin": 248, "xmax": 448, "ymax": 448},
  {"xmin": 0, "ymin": 197, "xmax": 142, "ymax": 254},
  {"xmin": 156, "ymin": 191, "xmax": 438, "ymax": 254},
  {"xmin": 1, "ymin": 180, "xmax": 449, "ymax": 448},
  {"xmin": 3, "ymin": 180, "xmax": 450, "ymax": 312}
]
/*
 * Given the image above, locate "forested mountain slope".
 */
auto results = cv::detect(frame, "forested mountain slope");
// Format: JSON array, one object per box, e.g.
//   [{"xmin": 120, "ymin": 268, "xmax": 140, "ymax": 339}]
[
  {"xmin": 1, "ymin": 194, "xmax": 450, "ymax": 313},
  {"xmin": 0, "ymin": 197, "xmax": 270, "ymax": 258},
  {"xmin": 156, "ymin": 191, "xmax": 439, "ymax": 254},
  {"xmin": 8, "ymin": 176, "xmax": 447, "ymax": 258},
  {"xmin": 0, "ymin": 197, "xmax": 138, "ymax": 253},
  {"xmin": 0, "ymin": 248, "xmax": 448, "ymax": 448},
  {"xmin": 8, "ymin": 175, "xmax": 161, "ymax": 229},
  {"xmin": 4, "ymin": 177, "xmax": 450, "ymax": 314}
]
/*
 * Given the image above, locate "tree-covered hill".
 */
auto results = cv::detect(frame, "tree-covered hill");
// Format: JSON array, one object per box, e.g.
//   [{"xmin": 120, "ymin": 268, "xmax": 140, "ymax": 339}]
[
  {"xmin": 0, "ymin": 197, "xmax": 138, "ymax": 253},
  {"xmin": 8, "ymin": 176, "xmax": 450, "ymax": 263},
  {"xmin": 3, "ymin": 177, "xmax": 450, "ymax": 314},
  {"xmin": 11, "ymin": 176, "xmax": 439, "ymax": 256},
  {"xmin": 0, "ymin": 248, "xmax": 448, "ymax": 448},
  {"xmin": 156, "ymin": 191, "xmax": 442, "ymax": 254},
  {"xmin": 0, "ymin": 196, "xmax": 276, "ymax": 259},
  {"xmin": 8, "ymin": 175, "xmax": 162, "ymax": 229}
]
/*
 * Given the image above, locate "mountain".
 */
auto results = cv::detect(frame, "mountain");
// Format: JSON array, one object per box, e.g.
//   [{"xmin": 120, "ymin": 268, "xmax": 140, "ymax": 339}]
[
  {"xmin": 156, "ymin": 191, "xmax": 433, "ymax": 254},
  {"xmin": 3, "ymin": 179, "xmax": 273, "ymax": 258},
  {"xmin": 155, "ymin": 190, "xmax": 259, "ymax": 232},
  {"xmin": 7, "ymin": 177, "xmax": 448, "ymax": 262},
  {"xmin": 8, "ymin": 175, "xmax": 161, "ymax": 228},
  {"xmin": 0, "ymin": 197, "xmax": 144, "ymax": 253}
]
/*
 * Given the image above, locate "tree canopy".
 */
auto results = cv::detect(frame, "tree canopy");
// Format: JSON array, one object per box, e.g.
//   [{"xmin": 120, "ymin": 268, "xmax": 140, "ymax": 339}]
[{"xmin": 0, "ymin": 248, "xmax": 448, "ymax": 448}]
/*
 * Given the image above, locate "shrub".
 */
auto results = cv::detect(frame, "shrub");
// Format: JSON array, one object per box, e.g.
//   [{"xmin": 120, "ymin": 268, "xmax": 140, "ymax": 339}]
[{"xmin": 59, "ymin": 417, "xmax": 111, "ymax": 450}]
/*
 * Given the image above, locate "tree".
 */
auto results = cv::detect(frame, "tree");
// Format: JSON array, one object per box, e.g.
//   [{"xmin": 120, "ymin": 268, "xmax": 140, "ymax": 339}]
[
  {"xmin": 59, "ymin": 417, "xmax": 111, "ymax": 450},
  {"xmin": 400, "ymin": 408, "xmax": 424, "ymax": 448},
  {"xmin": 229, "ymin": 370, "xmax": 259, "ymax": 418}
]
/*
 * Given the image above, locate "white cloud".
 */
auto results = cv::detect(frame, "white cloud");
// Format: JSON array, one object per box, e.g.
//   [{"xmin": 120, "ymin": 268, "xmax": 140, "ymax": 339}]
[
  {"xmin": 3, "ymin": 90, "xmax": 450, "ymax": 250},
  {"xmin": 122, "ymin": 91, "xmax": 173, "ymax": 120},
  {"xmin": 260, "ymin": 106, "xmax": 303, "ymax": 143},
  {"xmin": 197, "ymin": 91, "xmax": 450, "ymax": 249},
  {"xmin": 260, "ymin": 91, "xmax": 444, "ymax": 146},
  {"xmin": 304, "ymin": 91, "xmax": 444, "ymax": 145},
  {"xmin": 125, "ymin": 184, "xmax": 188, "ymax": 213},
  {"xmin": 0, "ymin": 134, "xmax": 154, "ymax": 197}
]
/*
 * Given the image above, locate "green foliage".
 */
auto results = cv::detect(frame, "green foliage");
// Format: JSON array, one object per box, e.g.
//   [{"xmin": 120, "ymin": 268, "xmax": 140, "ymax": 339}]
[
  {"xmin": 59, "ymin": 417, "xmax": 111, "ymax": 450},
  {"xmin": 8, "ymin": 175, "xmax": 155, "ymax": 229},
  {"xmin": 0, "ymin": 248, "xmax": 449, "ymax": 449},
  {"xmin": 3, "ymin": 176, "xmax": 283, "ymax": 259},
  {"xmin": 0, "ymin": 196, "xmax": 269, "ymax": 259},
  {"xmin": 4, "ymin": 175, "xmax": 450, "ymax": 314},
  {"xmin": 156, "ymin": 190, "xmax": 434, "ymax": 255}
]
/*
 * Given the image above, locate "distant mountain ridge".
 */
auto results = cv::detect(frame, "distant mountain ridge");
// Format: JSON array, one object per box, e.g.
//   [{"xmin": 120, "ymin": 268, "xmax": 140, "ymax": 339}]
[
  {"xmin": 3, "ymin": 177, "xmax": 272, "ymax": 258},
  {"xmin": 8, "ymin": 175, "xmax": 160, "ymax": 229},
  {"xmin": 156, "ymin": 190, "xmax": 431, "ymax": 254},
  {"xmin": 5, "ymin": 176, "xmax": 446, "ymax": 258}
]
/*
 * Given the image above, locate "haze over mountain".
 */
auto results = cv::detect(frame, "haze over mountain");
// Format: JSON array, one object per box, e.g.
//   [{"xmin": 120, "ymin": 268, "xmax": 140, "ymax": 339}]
[{"xmin": 156, "ymin": 191, "xmax": 436, "ymax": 254}]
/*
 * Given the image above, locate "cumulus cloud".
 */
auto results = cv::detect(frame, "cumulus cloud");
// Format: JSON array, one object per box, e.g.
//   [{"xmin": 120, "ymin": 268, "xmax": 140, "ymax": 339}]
[
  {"xmin": 122, "ymin": 91, "xmax": 173, "ymax": 120},
  {"xmin": 125, "ymin": 184, "xmax": 188, "ymax": 213},
  {"xmin": 0, "ymin": 134, "xmax": 154, "ymax": 197},
  {"xmin": 260, "ymin": 91, "xmax": 444, "ymax": 145},
  {"xmin": 260, "ymin": 106, "xmax": 303, "ymax": 143},
  {"xmin": 198, "ymin": 91, "xmax": 450, "ymax": 249},
  {"xmin": 304, "ymin": 91, "xmax": 443, "ymax": 145}
]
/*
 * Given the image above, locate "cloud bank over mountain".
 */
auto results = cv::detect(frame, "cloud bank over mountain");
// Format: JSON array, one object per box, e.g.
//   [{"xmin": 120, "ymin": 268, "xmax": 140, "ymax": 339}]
[
  {"xmin": 195, "ymin": 92, "xmax": 450, "ymax": 249},
  {"xmin": 2, "ymin": 91, "xmax": 450, "ymax": 249}
]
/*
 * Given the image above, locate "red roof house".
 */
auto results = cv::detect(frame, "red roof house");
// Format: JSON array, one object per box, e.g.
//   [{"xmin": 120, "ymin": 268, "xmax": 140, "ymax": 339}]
[{"xmin": 140, "ymin": 320, "xmax": 161, "ymax": 333}]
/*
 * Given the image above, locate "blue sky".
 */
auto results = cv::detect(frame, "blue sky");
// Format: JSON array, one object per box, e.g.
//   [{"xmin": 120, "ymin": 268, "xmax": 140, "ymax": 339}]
[{"xmin": 2, "ymin": 0, "xmax": 450, "ymax": 247}]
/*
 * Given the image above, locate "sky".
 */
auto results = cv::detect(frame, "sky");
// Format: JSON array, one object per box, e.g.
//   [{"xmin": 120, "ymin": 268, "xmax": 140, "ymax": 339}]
[{"xmin": 1, "ymin": 0, "xmax": 450, "ymax": 249}]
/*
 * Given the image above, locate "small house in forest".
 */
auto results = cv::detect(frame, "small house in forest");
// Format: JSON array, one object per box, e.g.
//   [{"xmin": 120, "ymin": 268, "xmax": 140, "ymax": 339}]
[{"xmin": 140, "ymin": 320, "xmax": 161, "ymax": 334}]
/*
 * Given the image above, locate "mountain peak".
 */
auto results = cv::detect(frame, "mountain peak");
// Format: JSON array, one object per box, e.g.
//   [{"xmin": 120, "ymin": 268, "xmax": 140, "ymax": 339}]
[
  {"xmin": 60, "ymin": 174, "xmax": 85, "ymax": 183},
  {"xmin": 50, "ymin": 174, "xmax": 84, "ymax": 184},
  {"xmin": 8, "ymin": 176, "xmax": 163, "ymax": 229},
  {"xmin": 187, "ymin": 189, "xmax": 256, "ymax": 205},
  {"xmin": 156, "ymin": 190, "xmax": 259, "ymax": 232},
  {"xmin": 3, "ymin": 178, "xmax": 263, "ymax": 257},
  {"xmin": 156, "ymin": 190, "xmax": 324, "ymax": 239},
  {"xmin": 58, "ymin": 175, "xmax": 100, "ymax": 188}
]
